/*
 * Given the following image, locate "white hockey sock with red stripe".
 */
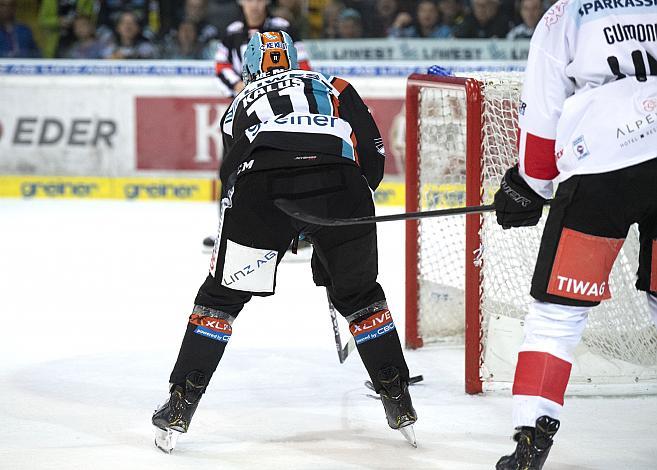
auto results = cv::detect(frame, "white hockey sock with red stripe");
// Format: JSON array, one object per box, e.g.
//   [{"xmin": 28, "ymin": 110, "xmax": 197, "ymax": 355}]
[{"xmin": 512, "ymin": 300, "xmax": 589, "ymax": 428}]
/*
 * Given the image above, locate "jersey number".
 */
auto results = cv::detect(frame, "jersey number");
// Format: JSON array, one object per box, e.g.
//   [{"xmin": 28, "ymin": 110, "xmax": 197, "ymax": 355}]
[
  {"xmin": 607, "ymin": 50, "xmax": 657, "ymax": 82},
  {"xmin": 245, "ymin": 87, "xmax": 311, "ymax": 121}
]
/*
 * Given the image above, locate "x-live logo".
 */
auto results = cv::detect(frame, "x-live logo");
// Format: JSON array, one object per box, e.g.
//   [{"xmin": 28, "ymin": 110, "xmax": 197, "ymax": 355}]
[
  {"xmin": 190, "ymin": 314, "xmax": 232, "ymax": 343},
  {"xmin": 350, "ymin": 310, "xmax": 392, "ymax": 334},
  {"xmin": 350, "ymin": 310, "xmax": 395, "ymax": 345},
  {"xmin": 190, "ymin": 314, "xmax": 232, "ymax": 333}
]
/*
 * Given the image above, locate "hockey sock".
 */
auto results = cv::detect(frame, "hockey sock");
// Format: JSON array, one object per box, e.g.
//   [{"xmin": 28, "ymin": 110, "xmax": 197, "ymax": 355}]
[
  {"xmin": 512, "ymin": 351, "xmax": 571, "ymax": 425},
  {"xmin": 511, "ymin": 301, "xmax": 588, "ymax": 427},
  {"xmin": 169, "ymin": 305, "xmax": 235, "ymax": 385},
  {"xmin": 347, "ymin": 303, "xmax": 410, "ymax": 391}
]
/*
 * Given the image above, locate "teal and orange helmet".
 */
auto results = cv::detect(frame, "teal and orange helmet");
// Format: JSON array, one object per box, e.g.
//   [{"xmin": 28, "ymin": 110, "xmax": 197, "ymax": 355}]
[{"xmin": 242, "ymin": 31, "xmax": 298, "ymax": 84}]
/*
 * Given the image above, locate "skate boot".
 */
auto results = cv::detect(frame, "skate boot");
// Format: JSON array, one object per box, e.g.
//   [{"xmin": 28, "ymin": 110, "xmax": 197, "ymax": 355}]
[
  {"xmin": 496, "ymin": 415, "xmax": 560, "ymax": 470},
  {"xmin": 152, "ymin": 370, "xmax": 207, "ymax": 453},
  {"xmin": 377, "ymin": 366, "xmax": 417, "ymax": 447}
]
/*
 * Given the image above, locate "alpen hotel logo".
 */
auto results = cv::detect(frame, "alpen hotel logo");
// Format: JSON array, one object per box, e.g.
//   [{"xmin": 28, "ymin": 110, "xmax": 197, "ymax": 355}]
[{"xmin": 616, "ymin": 110, "xmax": 657, "ymax": 149}]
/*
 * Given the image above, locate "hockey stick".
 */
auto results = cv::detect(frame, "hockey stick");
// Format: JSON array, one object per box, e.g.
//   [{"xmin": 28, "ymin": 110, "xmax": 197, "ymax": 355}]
[
  {"xmin": 274, "ymin": 199, "xmax": 551, "ymax": 226},
  {"xmin": 327, "ymin": 289, "xmax": 356, "ymax": 363},
  {"xmin": 276, "ymin": 199, "xmax": 494, "ymax": 226}
]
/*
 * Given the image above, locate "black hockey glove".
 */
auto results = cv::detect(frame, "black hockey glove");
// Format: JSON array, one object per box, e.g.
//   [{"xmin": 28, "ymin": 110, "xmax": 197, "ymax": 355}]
[{"xmin": 494, "ymin": 164, "xmax": 546, "ymax": 229}]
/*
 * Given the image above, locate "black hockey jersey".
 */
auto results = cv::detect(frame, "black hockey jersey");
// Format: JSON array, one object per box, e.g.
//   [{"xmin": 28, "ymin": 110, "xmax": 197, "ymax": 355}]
[
  {"xmin": 219, "ymin": 69, "xmax": 385, "ymax": 191},
  {"xmin": 214, "ymin": 16, "xmax": 311, "ymax": 94}
]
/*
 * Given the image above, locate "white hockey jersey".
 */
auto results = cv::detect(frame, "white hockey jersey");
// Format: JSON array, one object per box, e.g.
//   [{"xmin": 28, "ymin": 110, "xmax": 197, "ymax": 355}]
[{"xmin": 518, "ymin": 0, "xmax": 657, "ymax": 198}]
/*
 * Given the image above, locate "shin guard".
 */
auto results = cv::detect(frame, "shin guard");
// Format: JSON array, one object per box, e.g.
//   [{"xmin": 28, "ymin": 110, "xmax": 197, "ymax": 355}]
[
  {"xmin": 347, "ymin": 302, "xmax": 409, "ymax": 391},
  {"xmin": 169, "ymin": 305, "xmax": 235, "ymax": 385}
]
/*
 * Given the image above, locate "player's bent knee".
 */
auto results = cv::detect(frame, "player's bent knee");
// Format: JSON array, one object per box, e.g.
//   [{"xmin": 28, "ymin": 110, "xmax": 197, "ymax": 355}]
[
  {"xmin": 522, "ymin": 301, "xmax": 589, "ymax": 361},
  {"xmin": 195, "ymin": 275, "xmax": 253, "ymax": 316}
]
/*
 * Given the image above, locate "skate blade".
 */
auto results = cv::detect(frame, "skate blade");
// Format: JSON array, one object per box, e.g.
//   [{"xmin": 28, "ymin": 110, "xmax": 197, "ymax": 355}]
[
  {"xmin": 154, "ymin": 426, "xmax": 181, "ymax": 454},
  {"xmin": 399, "ymin": 424, "xmax": 417, "ymax": 448}
]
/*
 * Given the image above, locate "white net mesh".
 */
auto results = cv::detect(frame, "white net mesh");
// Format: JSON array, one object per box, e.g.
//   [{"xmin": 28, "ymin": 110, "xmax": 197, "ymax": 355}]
[{"xmin": 412, "ymin": 73, "xmax": 657, "ymax": 387}]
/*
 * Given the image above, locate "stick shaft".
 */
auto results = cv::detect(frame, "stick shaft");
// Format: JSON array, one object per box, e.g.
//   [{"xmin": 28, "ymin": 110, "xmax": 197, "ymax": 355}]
[{"xmin": 275, "ymin": 199, "xmax": 496, "ymax": 226}]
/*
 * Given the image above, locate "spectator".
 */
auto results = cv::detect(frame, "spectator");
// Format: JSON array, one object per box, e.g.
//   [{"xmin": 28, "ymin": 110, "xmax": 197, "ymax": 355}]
[
  {"xmin": 336, "ymin": 7, "xmax": 363, "ymax": 38},
  {"xmin": 437, "ymin": 0, "xmax": 464, "ymax": 31},
  {"xmin": 63, "ymin": 13, "xmax": 108, "ymax": 58},
  {"xmin": 388, "ymin": 0, "xmax": 452, "ymax": 38},
  {"xmin": 0, "ymin": 0, "xmax": 40, "ymax": 57},
  {"xmin": 160, "ymin": 18, "xmax": 203, "ymax": 58},
  {"xmin": 212, "ymin": 0, "xmax": 311, "ymax": 95},
  {"xmin": 38, "ymin": 0, "xmax": 98, "ymax": 58},
  {"xmin": 176, "ymin": 0, "xmax": 218, "ymax": 45},
  {"xmin": 322, "ymin": 0, "xmax": 345, "ymax": 39},
  {"xmin": 96, "ymin": 0, "xmax": 160, "ymax": 41},
  {"xmin": 453, "ymin": 0, "xmax": 511, "ymax": 38},
  {"xmin": 369, "ymin": 0, "xmax": 401, "ymax": 37},
  {"xmin": 271, "ymin": 5, "xmax": 295, "ymax": 23},
  {"xmin": 507, "ymin": 0, "xmax": 543, "ymax": 39},
  {"xmin": 204, "ymin": 0, "xmax": 241, "ymax": 35},
  {"xmin": 275, "ymin": 0, "xmax": 309, "ymax": 37},
  {"xmin": 307, "ymin": 0, "xmax": 330, "ymax": 38},
  {"xmin": 102, "ymin": 10, "xmax": 158, "ymax": 59}
]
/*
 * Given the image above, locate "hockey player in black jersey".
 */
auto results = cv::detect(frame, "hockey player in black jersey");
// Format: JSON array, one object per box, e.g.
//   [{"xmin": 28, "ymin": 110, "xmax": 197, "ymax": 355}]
[
  {"xmin": 152, "ymin": 31, "xmax": 416, "ymax": 453},
  {"xmin": 202, "ymin": 0, "xmax": 311, "ymax": 249},
  {"xmin": 213, "ymin": 0, "xmax": 311, "ymax": 96}
]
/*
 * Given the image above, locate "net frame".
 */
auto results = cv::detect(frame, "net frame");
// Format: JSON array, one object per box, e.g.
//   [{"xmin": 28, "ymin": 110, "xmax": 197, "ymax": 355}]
[
  {"xmin": 405, "ymin": 74, "xmax": 483, "ymax": 393},
  {"xmin": 405, "ymin": 73, "xmax": 657, "ymax": 395}
]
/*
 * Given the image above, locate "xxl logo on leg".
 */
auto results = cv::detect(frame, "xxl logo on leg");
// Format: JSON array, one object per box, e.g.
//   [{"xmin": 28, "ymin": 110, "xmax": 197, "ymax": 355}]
[
  {"xmin": 349, "ymin": 309, "xmax": 395, "ymax": 345},
  {"xmin": 190, "ymin": 314, "xmax": 232, "ymax": 342}
]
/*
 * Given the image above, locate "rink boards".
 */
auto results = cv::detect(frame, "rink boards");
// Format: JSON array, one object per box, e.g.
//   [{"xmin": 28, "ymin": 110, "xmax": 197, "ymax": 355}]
[{"xmin": 0, "ymin": 175, "xmax": 410, "ymax": 205}]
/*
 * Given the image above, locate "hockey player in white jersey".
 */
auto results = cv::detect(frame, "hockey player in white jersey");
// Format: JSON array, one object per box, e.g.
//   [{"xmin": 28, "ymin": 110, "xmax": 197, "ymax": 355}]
[{"xmin": 493, "ymin": 1, "xmax": 657, "ymax": 469}]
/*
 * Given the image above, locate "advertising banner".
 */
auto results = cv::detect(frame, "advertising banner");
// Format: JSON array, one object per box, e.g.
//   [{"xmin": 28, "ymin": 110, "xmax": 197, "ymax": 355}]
[
  {"xmin": 0, "ymin": 70, "xmax": 407, "ymax": 177},
  {"xmin": 136, "ymin": 97, "xmax": 232, "ymax": 172},
  {"xmin": 305, "ymin": 39, "xmax": 530, "ymax": 62},
  {"xmin": 0, "ymin": 85, "xmax": 133, "ymax": 176},
  {"xmin": 0, "ymin": 175, "xmax": 403, "ymax": 205},
  {"xmin": 0, "ymin": 175, "xmax": 216, "ymax": 201},
  {"xmin": 134, "ymin": 95, "xmax": 405, "ymax": 174}
]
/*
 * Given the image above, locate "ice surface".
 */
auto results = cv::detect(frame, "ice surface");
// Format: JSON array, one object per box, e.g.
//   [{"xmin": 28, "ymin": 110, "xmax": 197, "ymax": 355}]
[{"xmin": 1, "ymin": 199, "xmax": 656, "ymax": 469}]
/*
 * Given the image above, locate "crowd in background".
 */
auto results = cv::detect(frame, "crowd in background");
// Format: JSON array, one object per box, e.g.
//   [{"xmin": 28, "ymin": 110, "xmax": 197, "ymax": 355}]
[{"xmin": 0, "ymin": 0, "xmax": 550, "ymax": 59}]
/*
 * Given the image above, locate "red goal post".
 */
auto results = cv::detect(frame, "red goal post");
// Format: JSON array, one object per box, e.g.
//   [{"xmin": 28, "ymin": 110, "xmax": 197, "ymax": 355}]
[
  {"xmin": 405, "ymin": 72, "xmax": 657, "ymax": 396},
  {"xmin": 405, "ymin": 74, "xmax": 484, "ymax": 393}
]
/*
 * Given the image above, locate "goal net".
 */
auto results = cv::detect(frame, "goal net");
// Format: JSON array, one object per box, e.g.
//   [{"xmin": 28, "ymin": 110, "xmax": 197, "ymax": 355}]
[{"xmin": 405, "ymin": 73, "xmax": 657, "ymax": 394}]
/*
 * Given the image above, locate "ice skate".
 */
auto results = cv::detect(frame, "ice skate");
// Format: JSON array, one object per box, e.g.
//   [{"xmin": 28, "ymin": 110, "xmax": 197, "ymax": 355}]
[
  {"xmin": 377, "ymin": 366, "xmax": 417, "ymax": 447},
  {"xmin": 152, "ymin": 371, "xmax": 207, "ymax": 453},
  {"xmin": 153, "ymin": 426, "xmax": 181, "ymax": 454},
  {"xmin": 496, "ymin": 415, "xmax": 560, "ymax": 470}
]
